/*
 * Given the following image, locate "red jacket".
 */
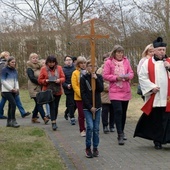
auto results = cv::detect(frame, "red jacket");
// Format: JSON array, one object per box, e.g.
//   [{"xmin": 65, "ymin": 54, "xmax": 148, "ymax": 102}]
[{"xmin": 38, "ymin": 65, "xmax": 65, "ymax": 95}]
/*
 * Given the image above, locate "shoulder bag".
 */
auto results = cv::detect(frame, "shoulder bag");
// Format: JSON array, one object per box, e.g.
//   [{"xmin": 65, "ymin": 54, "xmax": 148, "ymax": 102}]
[{"xmin": 36, "ymin": 89, "xmax": 54, "ymax": 104}]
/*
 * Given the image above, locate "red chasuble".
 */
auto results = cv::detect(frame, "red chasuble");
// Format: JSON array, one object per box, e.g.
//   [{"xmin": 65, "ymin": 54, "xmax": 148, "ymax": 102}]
[{"xmin": 141, "ymin": 57, "xmax": 170, "ymax": 115}]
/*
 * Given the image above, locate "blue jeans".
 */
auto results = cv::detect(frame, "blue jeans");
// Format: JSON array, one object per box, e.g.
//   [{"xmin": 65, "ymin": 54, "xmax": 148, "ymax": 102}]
[
  {"xmin": 0, "ymin": 97, "xmax": 6, "ymax": 116},
  {"xmin": 32, "ymin": 98, "xmax": 45, "ymax": 119},
  {"xmin": 84, "ymin": 109, "xmax": 101, "ymax": 148},
  {"xmin": 0, "ymin": 95, "xmax": 27, "ymax": 117},
  {"xmin": 45, "ymin": 104, "xmax": 50, "ymax": 116}
]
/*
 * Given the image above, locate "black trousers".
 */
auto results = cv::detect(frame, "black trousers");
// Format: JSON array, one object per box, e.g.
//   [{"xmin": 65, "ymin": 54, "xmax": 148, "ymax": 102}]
[
  {"xmin": 102, "ymin": 103, "xmax": 114, "ymax": 128},
  {"xmin": 65, "ymin": 93, "xmax": 76, "ymax": 118},
  {"xmin": 2, "ymin": 92, "xmax": 16, "ymax": 120},
  {"xmin": 111, "ymin": 100, "xmax": 129, "ymax": 134},
  {"xmin": 49, "ymin": 95, "xmax": 61, "ymax": 121}
]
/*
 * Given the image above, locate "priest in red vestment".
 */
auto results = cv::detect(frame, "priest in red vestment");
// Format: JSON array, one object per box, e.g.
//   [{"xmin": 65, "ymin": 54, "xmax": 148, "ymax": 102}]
[{"xmin": 134, "ymin": 37, "xmax": 170, "ymax": 149}]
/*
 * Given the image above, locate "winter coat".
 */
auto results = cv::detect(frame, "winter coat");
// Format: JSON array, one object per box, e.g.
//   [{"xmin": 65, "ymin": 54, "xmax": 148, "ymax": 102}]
[
  {"xmin": 26, "ymin": 61, "xmax": 42, "ymax": 98},
  {"xmin": 0, "ymin": 58, "xmax": 7, "ymax": 88},
  {"xmin": 62, "ymin": 64, "xmax": 75, "ymax": 95},
  {"xmin": 38, "ymin": 65, "xmax": 65, "ymax": 95},
  {"xmin": 1, "ymin": 66, "xmax": 19, "ymax": 92},
  {"xmin": 103, "ymin": 56, "xmax": 134, "ymax": 101},
  {"xmin": 71, "ymin": 69, "xmax": 82, "ymax": 101},
  {"xmin": 97, "ymin": 64, "xmax": 110, "ymax": 104},
  {"xmin": 80, "ymin": 73, "xmax": 104, "ymax": 111},
  {"xmin": 0, "ymin": 58, "xmax": 6, "ymax": 77}
]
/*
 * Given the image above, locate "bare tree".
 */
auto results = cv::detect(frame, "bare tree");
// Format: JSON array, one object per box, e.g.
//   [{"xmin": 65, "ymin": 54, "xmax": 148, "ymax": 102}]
[
  {"xmin": 77, "ymin": 0, "xmax": 96, "ymax": 24},
  {"xmin": 49, "ymin": 0, "xmax": 97, "ymax": 55},
  {"xmin": 132, "ymin": 0, "xmax": 170, "ymax": 51},
  {"xmin": 0, "ymin": 0, "xmax": 50, "ymax": 31}
]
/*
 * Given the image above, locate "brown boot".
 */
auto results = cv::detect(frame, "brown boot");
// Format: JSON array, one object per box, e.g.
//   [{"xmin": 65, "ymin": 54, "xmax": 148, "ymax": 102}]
[
  {"xmin": 44, "ymin": 117, "xmax": 49, "ymax": 124},
  {"xmin": 32, "ymin": 118, "xmax": 40, "ymax": 123}
]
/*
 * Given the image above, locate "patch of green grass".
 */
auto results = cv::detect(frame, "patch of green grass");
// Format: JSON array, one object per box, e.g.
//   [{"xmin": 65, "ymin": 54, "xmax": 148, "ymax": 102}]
[
  {"xmin": 28, "ymin": 128, "xmax": 45, "ymax": 137},
  {"xmin": 131, "ymin": 83, "xmax": 140, "ymax": 99},
  {"xmin": 0, "ymin": 127, "xmax": 66, "ymax": 170}
]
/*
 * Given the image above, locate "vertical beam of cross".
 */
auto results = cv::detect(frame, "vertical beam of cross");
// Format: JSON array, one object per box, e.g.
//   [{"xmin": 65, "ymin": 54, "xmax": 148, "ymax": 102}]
[{"xmin": 76, "ymin": 18, "xmax": 109, "ymax": 119}]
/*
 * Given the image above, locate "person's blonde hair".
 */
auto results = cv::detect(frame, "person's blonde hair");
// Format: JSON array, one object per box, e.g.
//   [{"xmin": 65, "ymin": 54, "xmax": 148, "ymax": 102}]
[
  {"xmin": 0, "ymin": 51, "xmax": 10, "ymax": 58},
  {"xmin": 76, "ymin": 56, "xmax": 87, "ymax": 67},
  {"xmin": 86, "ymin": 59, "xmax": 98, "ymax": 67},
  {"xmin": 29, "ymin": 53, "xmax": 38, "ymax": 60},
  {"xmin": 142, "ymin": 44, "xmax": 154, "ymax": 58}
]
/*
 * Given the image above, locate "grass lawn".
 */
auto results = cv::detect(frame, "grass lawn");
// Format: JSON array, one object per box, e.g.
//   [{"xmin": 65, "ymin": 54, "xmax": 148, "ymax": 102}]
[
  {"xmin": 0, "ymin": 84, "xmax": 142, "ymax": 170},
  {"xmin": 0, "ymin": 89, "xmax": 68, "ymax": 170},
  {"xmin": 0, "ymin": 127, "xmax": 66, "ymax": 170}
]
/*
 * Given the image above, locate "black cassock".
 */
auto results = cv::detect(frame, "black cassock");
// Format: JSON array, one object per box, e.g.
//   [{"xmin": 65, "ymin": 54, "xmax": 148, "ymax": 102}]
[{"xmin": 134, "ymin": 107, "xmax": 170, "ymax": 144}]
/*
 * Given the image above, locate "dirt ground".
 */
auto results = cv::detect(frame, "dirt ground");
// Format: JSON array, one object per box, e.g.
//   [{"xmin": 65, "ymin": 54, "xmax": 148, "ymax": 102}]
[{"xmin": 127, "ymin": 96, "xmax": 143, "ymax": 122}]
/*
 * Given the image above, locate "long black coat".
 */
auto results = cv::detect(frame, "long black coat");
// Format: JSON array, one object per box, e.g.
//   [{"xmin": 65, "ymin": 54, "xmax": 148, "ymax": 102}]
[
  {"xmin": 62, "ymin": 64, "xmax": 75, "ymax": 95},
  {"xmin": 80, "ymin": 73, "xmax": 103, "ymax": 111},
  {"xmin": 134, "ymin": 107, "xmax": 170, "ymax": 144}
]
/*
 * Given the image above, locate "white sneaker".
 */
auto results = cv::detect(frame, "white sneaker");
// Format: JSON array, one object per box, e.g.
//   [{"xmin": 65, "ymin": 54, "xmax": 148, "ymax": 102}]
[{"xmin": 80, "ymin": 130, "xmax": 86, "ymax": 137}]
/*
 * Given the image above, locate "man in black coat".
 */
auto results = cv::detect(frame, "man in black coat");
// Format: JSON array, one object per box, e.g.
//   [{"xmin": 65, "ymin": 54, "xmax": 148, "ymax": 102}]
[{"xmin": 62, "ymin": 56, "xmax": 76, "ymax": 125}]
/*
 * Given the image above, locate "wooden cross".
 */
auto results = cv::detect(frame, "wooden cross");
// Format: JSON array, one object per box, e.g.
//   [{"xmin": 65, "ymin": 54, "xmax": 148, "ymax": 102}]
[{"xmin": 76, "ymin": 18, "xmax": 109, "ymax": 119}]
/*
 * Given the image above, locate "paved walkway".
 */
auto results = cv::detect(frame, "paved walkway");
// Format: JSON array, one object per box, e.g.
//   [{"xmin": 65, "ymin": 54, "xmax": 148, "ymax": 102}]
[{"xmin": 1, "ymin": 115, "xmax": 170, "ymax": 170}]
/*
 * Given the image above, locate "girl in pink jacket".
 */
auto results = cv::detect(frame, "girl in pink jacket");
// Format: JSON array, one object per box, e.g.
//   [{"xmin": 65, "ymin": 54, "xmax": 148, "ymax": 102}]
[{"xmin": 103, "ymin": 45, "xmax": 134, "ymax": 145}]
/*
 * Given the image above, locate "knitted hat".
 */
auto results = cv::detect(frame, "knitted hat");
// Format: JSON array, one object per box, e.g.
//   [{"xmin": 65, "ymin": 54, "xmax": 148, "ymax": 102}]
[{"xmin": 153, "ymin": 37, "xmax": 167, "ymax": 48}]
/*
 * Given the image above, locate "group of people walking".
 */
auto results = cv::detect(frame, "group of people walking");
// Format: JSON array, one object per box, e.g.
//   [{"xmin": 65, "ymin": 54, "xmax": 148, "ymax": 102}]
[{"xmin": 1, "ymin": 36, "xmax": 170, "ymax": 158}]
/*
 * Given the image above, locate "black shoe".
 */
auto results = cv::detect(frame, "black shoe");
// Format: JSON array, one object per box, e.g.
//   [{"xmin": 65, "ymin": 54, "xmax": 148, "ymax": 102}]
[
  {"xmin": 118, "ymin": 134, "xmax": 125, "ymax": 145},
  {"xmin": 64, "ymin": 113, "xmax": 68, "ymax": 120},
  {"xmin": 46, "ymin": 115, "xmax": 51, "ymax": 119},
  {"xmin": 6, "ymin": 120, "xmax": 12, "ymax": 127},
  {"xmin": 0, "ymin": 115, "xmax": 7, "ymax": 119},
  {"xmin": 93, "ymin": 148, "xmax": 99, "ymax": 157},
  {"xmin": 154, "ymin": 141, "xmax": 162, "ymax": 149},
  {"xmin": 22, "ymin": 112, "xmax": 31, "ymax": 118},
  {"xmin": 52, "ymin": 123, "xmax": 58, "ymax": 131},
  {"xmin": 103, "ymin": 126, "xmax": 109, "ymax": 134}
]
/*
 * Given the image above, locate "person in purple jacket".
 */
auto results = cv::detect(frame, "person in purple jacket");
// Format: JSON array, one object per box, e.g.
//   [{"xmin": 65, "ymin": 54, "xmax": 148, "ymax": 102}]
[{"xmin": 103, "ymin": 45, "xmax": 134, "ymax": 145}]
